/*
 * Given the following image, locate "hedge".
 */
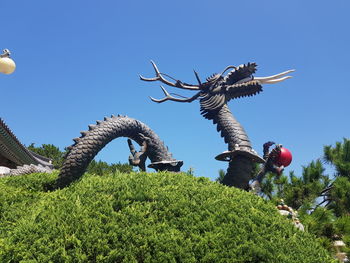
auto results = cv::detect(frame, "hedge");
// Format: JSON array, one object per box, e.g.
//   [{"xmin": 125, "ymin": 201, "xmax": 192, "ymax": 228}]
[{"xmin": 0, "ymin": 171, "xmax": 335, "ymax": 262}]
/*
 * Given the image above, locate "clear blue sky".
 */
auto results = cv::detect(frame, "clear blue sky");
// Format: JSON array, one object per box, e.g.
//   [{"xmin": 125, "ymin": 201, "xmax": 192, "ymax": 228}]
[{"xmin": 1, "ymin": 0, "xmax": 349, "ymax": 180}]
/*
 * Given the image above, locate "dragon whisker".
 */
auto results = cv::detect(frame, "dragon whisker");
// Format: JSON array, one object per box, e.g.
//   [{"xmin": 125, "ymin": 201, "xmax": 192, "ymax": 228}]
[
  {"xmin": 254, "ymin": 69, "xmax": 295, "ymax": 82},
  {"xmin": 257, "ymin": 76, "xmax": 293, "ymax": 84}
]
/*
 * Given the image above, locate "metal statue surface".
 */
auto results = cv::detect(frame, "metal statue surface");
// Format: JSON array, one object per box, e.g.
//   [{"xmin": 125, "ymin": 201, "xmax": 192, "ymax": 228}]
[
  {"xmin": 2, "ymin": 62, "xmax": 293, "ymax": 191},
  {"xmin": 56, "ymin": 115, "xmax": 183, "ymax": 188},
  {"xmin": 140, "ymin": 61, "xmax": 293, "ymax": 189},
  {"xmin": 249, "ymin": 142, "xmax": 286, "ymax": 192}
]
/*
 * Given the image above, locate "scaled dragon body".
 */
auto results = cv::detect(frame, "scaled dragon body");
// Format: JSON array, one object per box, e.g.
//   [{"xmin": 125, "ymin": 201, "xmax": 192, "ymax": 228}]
[
  {"xmin": 0, "ymin": 116, "xmax": 181, "ymax": 186},
  {"xmin": 56, "ymin": 115, "xmax": 182, "ymax": 188},
  {"xmin": 2, "ymin": 62, "xmax": 293, "ymax": 191}
]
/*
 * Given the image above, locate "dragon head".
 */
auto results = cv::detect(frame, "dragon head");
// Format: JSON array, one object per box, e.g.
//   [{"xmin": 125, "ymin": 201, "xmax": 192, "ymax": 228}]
[
  {"xmin": 203, "ymin": 62, "xmax": 294, "ymax": 99},
  {"xmin": 140, "ymin": 61, "xmax": 294, "ymax": 117}
]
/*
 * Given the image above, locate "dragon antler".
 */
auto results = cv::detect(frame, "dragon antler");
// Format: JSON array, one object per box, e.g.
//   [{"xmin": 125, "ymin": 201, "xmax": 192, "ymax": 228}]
[
  {"xmin": 140, "ymin": 61, "xmax": 201, "ymax": 91},
  {"xmin": 150, "ymin": 86, "xmax": 202, "ymax": 103},
  {"xmin": 140, "ymin": 61, "xmax": 203, "ymax": 103}
]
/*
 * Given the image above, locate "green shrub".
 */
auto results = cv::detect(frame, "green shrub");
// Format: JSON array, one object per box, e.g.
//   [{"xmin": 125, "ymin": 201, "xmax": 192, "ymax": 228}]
[
  {"xmin": 0, "ymin": 172, "xmax": 334, "ymax": 262},
  {"xmin": 87, "ymin": 160, "xmax": 133, "ymax": 175}
]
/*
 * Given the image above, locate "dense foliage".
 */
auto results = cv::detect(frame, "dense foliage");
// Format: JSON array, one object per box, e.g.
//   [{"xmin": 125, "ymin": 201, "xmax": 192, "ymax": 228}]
[
  {"xmin": 248, "ymin": 138, "xmax": 350, "ymax": 255},
  {"xmin": 0, "ymin": 172, "xmax": 333, "ymax": 262}
]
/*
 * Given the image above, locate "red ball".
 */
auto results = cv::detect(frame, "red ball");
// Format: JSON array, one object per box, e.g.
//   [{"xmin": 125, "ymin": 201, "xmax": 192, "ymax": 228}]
[{"xmin": 275, "ymin": 147, "xmax": 292, "ymax": 167}]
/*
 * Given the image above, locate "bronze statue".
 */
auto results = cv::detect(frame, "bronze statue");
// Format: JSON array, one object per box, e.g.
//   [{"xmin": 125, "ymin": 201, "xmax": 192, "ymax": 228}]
[
  {"xmin": 3, "ymin": 62, "xmax": 292, "ymax": 190},
  {"xmin": 140, "ymin": 61, "xmax": 293, "ymax": 189},
  {"xmin": 56, "ymin": 115, "xmax": 183, "ymax": 188}
]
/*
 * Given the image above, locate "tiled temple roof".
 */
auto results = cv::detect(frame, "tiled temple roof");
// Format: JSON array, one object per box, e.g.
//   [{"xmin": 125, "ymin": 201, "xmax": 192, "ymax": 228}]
[{"xmin": 0, "ymin": 118, "xmax": 53, "ymax": 168}]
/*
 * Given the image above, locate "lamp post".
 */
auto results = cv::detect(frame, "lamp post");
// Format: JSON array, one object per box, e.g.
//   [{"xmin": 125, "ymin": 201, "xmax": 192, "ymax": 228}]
[{"xmin": 0, "ymin": 49, "xmax": 16, "ymax": 74}]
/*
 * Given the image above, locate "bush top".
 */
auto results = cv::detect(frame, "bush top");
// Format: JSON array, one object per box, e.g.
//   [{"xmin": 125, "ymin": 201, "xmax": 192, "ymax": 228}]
[{"xmin": 0, "ymin": 172, "xmax": 334, "ymax": 263}]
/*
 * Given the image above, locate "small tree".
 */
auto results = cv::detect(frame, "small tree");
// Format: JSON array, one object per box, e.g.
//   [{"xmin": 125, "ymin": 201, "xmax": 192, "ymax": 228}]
[
  {"xmin": 324, "ymin": 138, "xmax": 350, "ymax": 178},
  {"xmin": 258, "ymin": 160, "xmax": 329, "ymax": 210},
  {"xmin": 322, "ymin": 138, "xmax": 350, "ymax": 216},
  {"xmin": 328, "ymin": 176, "xmax": 350, "ymax": 217},
  {"xmin": 283, "ymin": 160, "xmax": 329, "ymax": 210}
]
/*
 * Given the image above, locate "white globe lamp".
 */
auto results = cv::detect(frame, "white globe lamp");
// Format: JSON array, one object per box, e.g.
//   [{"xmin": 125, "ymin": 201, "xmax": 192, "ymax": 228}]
[{"xmin": 0, "ymin": 49, "xmax": 16, "ymax": 75}]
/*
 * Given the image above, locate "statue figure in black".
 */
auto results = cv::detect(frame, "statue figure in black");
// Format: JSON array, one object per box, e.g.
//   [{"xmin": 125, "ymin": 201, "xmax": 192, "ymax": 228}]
[{"xmin": 140, "ymin": 61, "xmax": 293, "ymax": 189}]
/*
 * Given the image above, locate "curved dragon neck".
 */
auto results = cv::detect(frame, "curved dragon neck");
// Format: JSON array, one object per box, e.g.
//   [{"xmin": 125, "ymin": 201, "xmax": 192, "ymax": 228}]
[
  {"xmin": 207, "ymin": 104, "xmax": 260, "ymax": 189},
  {"xmin": 211, "ymin": 104, "xmax": 252, "ymax": 151}
]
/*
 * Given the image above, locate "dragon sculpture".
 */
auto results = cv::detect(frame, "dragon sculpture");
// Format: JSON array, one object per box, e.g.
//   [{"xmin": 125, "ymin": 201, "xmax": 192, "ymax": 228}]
[
  {"xmin": 139, "ymin": 61, "xmax": 294, "ymax": 189},
  {"xmin": 0, "ymin": 116, "xmax": 181, "ymax": 185},
  {"xmin": 56, "ymin": 115, "xmax": 183, "ymax": 188},
  {"xmin": 56, "ymin": 62, "xmax": 293, "ymax": 189},
  {"xmin": 1, "ymin": 62, "xmax": 293, "ymax": 191}
]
